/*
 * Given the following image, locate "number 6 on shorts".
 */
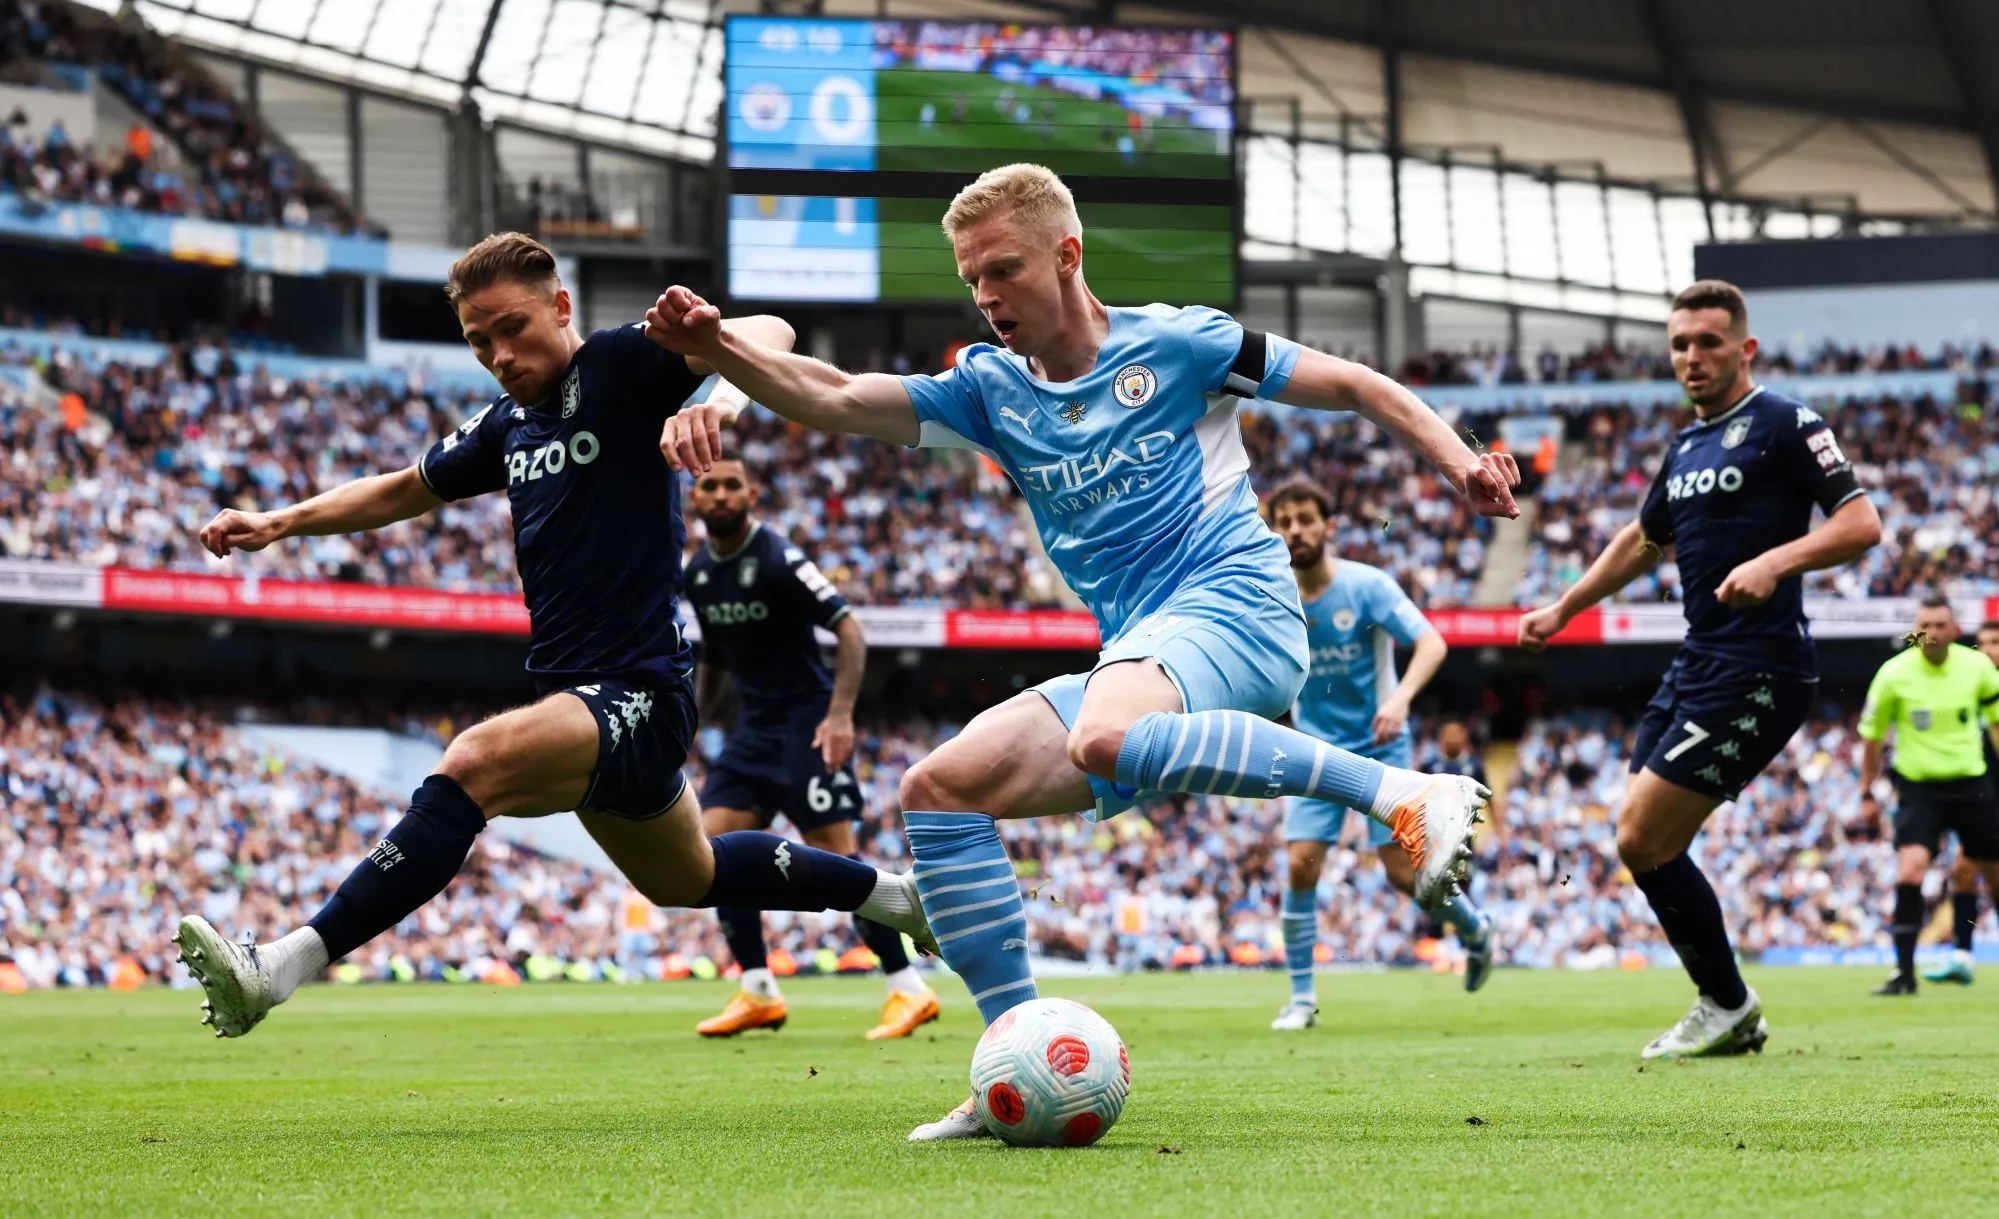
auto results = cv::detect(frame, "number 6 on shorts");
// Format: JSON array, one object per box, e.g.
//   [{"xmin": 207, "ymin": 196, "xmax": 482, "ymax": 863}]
[{"xmin": 1663, "ymin": 720, "xmax": 1709, "ymax": 762}]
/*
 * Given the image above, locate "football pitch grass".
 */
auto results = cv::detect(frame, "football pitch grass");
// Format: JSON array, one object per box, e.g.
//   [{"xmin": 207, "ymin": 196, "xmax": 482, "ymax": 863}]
[{"xmin": 3, "ymin": 968, "xmax": 1994, "ymax": 1217}]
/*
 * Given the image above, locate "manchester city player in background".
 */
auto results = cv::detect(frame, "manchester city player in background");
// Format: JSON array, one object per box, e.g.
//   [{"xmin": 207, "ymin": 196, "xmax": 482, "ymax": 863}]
[
  {"xmin": 1520, "ymin": 279, "xmax": 1881, "ymax": 1060},
  {"xmin": 684, "ymin": 458, "xmax": 941, "ymax": 1040},
  {"xmin": 173, "ymin": 234, "xmax": 934, "ymax": 1039},
  {"xmin": 649, "ymin": 163, "xmax": 1520, "ymax": 1140},
  {"xmin": 1262, "ymin": 479, "xmax": 1494, "ymax": 1033}
]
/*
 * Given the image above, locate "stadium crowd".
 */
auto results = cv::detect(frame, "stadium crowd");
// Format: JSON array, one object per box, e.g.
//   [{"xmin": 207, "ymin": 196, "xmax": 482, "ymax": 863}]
[
  {"xmin": 1516, "ymin": 390, "xmax": 1998, "ymax": 607},
  {"xmin": 877, "ymin": 21, "xmax": 1235, "ymax": 106},
  {"xmin": 0, "ymin": 0, "xmax": 360, "ymax": 232},
  {"xmin": 1395, "ymin": 338, "xmax": 1998, "ymax": 388},
  {"xmin": 5, "ymin": 682, "xmax": 1967, "ymax": 991},
  {"xmin": 0, "ymin": 346, "xmax": 1494, "ymax": 610}
]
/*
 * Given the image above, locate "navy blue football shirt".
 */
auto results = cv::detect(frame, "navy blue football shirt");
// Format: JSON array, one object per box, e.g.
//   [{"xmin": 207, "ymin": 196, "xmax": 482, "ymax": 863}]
[
  {"xmin": 419, "ymin": 323, "xmax": 700, "ymax": 695},
  {"xmin": 1638, "ymin": 386, "xmax": 1864, "ymax": 676},
  {"xmin": 685, "ymin": 523, "xmax": 850, "ymax": 723}
]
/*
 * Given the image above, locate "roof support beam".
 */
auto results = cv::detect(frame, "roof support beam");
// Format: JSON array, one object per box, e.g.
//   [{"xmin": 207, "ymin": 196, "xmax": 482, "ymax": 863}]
[
  {"xmin": 1378, "ymin": 0, "xmax": 1403, "ymax": 255},
  {"xmin": 1922, "ymin": 0, "xmax": 1999, "ymax": 214},
  {"xmin": 1636, "ymin": 0, "xmax": 1719, "ymax": 242},
  {"xmin": 464, "ymin": 0, "xmax": 507, "ymax": 94}
]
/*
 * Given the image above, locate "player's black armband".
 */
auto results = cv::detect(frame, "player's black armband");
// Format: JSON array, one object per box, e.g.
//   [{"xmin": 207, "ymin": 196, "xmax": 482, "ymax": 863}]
[
  {"xmin": 1221, "ymin": 329, "xmax": 1267, "ymax": 398},
  {"xmin": 1819, "ymin": 467, "xmax": 1864, "ymax": 513}
]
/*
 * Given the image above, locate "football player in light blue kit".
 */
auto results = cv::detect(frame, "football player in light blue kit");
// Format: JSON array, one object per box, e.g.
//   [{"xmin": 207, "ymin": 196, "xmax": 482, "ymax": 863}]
[
  {"xmin": 1262, "ymin": 479, "xmax": 1495, "ymax": 1032},
  {"xmin": 645, "ymin": 163, "xmax": 1520, "ymax": 1140}
]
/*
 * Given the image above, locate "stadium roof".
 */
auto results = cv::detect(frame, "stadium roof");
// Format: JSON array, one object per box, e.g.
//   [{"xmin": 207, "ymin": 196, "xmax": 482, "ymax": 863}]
[
  {"xmin": 107, "ymin": 0, "xmax": 1999, "ymax": 214},
  {"xmin": 113, "ymin": 0, "xmax": 724, "ymax": 161}
]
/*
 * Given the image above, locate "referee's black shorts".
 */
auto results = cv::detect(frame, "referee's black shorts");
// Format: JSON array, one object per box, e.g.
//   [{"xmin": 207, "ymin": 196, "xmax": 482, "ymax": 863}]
[{"xmin": 1893, "ymin": 773, "xmax": 1999, "ymax": 861}]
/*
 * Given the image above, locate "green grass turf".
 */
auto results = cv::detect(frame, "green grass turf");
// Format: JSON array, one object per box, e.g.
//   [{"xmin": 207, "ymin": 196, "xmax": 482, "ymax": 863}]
[
  {"xmin": 872, "ymin": 68, "xmax": 1232, "ymax": 179},
  {"xmin": 876, "ymin": 198, "xmax": 1235, "ymax": 306},
  {"xmin": 3, "ymin": 968, "xmax": 1995, "ymax": 1217}
]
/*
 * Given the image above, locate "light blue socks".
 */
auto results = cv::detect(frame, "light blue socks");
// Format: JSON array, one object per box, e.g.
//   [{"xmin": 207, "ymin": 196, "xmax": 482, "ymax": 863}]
[{"xmin": 903, "ymin": 811, "xmax": 1036, "ymax": 1025}]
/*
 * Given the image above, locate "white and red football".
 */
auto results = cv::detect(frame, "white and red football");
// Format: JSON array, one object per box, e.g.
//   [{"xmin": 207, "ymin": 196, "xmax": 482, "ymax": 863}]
[{"xmin": 969, "ymin": 997, "xmax": 1130, "ymax": 1147}]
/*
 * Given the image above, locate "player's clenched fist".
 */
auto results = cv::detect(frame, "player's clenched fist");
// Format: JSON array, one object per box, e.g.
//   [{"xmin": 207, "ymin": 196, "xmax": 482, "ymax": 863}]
[
  {"xmin": 644, "ymin": 286, "xmax": 723, "ymax": 357},
  {"xmin": 660, "ymin": 401, "xmax": 738, "ymax": 475},
  {"xmin": 1516, "ymin": 603, "xmax": 1566, "ymax": 651},
  {"xmin": 1454, "ymin": 450, "xmax": 1521, "ymax": 519},
  {"xmin": 199, "ymin": 508, "xmax": 287, "ymax": 558}
]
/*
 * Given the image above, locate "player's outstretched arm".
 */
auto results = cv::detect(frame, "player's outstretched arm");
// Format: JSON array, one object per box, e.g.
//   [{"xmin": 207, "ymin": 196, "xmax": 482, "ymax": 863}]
[
  {"xmin": 1272, "ymin": 348, "xmax": 1519, "ymax": 519},
  {"xmin": 198, "ymin": 466, "xmax": 440, "ymax": 558},
  {"xmin": 645, "ymin": 286, "xmax": 918, "ymax": 447},
  {"xmin": 1516, "ymin": 520, "xmax": 1661, "ymax": 650},
  {"xmin": 1713, "ymin": 494, "xmax": 1881, "ymax": 608}
]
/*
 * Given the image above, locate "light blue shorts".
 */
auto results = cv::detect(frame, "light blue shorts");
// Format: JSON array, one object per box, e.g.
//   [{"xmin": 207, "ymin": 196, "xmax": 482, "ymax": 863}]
[
  {"xmin": 1282, "ymin": 738, "xmax": 1412, "ymax": 847},
  {"xmin": 1035, "ymin": 577, "xmax": 1308, "ymax": 821}
]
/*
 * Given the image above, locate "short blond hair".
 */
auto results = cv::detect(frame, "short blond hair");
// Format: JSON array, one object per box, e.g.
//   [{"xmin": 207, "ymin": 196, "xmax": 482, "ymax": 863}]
[
  {"xmin": 446, "ymin": 232, "xmax": 559, "ymax": 302},
  {"xmin": 942, "ymin": 163, "xmax": 1082, "ymax": 243}
]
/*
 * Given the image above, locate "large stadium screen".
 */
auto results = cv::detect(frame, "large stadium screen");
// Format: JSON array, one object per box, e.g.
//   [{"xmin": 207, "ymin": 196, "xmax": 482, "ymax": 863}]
[{"xmin": 722, "ymin": 17, "xmax": 1237, "ymax": 307}]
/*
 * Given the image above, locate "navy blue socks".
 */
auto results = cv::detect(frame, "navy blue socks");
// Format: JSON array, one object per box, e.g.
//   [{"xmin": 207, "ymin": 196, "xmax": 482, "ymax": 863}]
[
  {"xmin": 1633, "ymin": 852, "xmax": 1748, "ymax": 1010},
  {"xmin": 308, "ymin": 774, "xmax": 486, "ymax": 961},
  {"xmin": 695, "ymin": 831, "xmax": 877, "ymax": 911}
]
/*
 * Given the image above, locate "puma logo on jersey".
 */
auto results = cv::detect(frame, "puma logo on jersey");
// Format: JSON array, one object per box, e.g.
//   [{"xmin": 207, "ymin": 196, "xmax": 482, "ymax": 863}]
[{"xmin": 999, "ymin": 406, "xmax": 1036, "ymax": 435}]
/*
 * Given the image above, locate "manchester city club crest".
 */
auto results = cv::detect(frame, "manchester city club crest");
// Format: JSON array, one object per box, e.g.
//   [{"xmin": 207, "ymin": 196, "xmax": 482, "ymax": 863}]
[
  {"xmin": 1112, "ymin": 363, "xmax": 1157, "ymax": 408},
  {"xmin": 560, "ymin": 369, "xmax": 581, "ymax": 418},
  {"xmin": 1059, "ymin": 399, "xmax": 1088, "ymax": 425},
  {"xmin": 1722, "ymin": 417, "xmax": 1751, "ymax": 448},
  {"xmin": 1332, "ymin": 608, "xmax": 1358, "ymax": 631}
]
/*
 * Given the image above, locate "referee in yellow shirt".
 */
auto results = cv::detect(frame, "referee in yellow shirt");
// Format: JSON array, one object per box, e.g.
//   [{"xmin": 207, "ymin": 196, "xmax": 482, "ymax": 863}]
[
  {"xmin": 1927, "ymin": 619, "xmax": 1999, "ymax": 983},
  {"xmin": 1858, "ymin": 596, "xmax": 1999, "ymax": 995}
]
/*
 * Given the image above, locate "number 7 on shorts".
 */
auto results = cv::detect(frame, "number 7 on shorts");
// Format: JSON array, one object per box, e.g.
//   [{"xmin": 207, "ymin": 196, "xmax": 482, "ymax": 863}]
[{"xmin": 1663, "ymin": 720, "xmax": 1709, "ymax": 762}]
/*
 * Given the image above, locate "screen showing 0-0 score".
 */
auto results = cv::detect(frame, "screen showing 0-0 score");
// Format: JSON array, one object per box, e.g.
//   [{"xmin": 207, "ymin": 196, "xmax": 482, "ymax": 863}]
[
  {"xmin": 724, "ymin": 16, "xmax": 1238, "ymax": 306},
  {"xmin": 726, "ymin": 18, "xmax": 1235, "ymax": 179}
]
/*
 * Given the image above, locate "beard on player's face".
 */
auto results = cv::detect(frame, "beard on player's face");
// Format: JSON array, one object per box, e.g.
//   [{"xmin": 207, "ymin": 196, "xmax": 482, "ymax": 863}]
[
  {"xmin": 1287, "ymin": 534, "xmax": 1327, "ymax": 569},
  {"xmin": 698, "ymin": 505, "xmax": 750, "ymax": 541}
]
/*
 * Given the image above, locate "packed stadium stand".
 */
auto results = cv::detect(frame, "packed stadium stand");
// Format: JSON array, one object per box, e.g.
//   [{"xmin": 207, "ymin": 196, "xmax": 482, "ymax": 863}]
[
  {"xmin": 0, "ymin": 0, "xmax": 359, "ymax": 231},
  {"xmin": 9, "ymin": 679, "xmax": 1972, "ymax": 990},
  {"xmin": 1, "ymin": 0, "xmax": 1996, "ymax": 1006}
]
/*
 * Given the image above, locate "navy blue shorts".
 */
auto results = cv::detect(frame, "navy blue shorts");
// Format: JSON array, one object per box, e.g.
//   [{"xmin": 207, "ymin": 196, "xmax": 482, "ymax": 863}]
[
  {"xmin": 701, "ymin": 713, "xmax": 861, "ymax": 833},
  {"xmin": 1631, "ymin": 650, "xmax": 1815, "ymax": 801},
  {"xmin": 567, "ymin": 679, "xmax": 698, "ymax": 820}
]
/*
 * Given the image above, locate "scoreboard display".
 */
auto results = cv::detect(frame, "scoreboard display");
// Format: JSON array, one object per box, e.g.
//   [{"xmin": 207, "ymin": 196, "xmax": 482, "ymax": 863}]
[{"xmin": 722, "ymin": 17, "xmax": 1237, "ymax": 307}]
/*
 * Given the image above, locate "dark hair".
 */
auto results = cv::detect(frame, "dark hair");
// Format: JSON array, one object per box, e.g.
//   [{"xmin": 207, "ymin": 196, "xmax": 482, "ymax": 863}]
[
  {"xmin": 1919, "ymin": 592, "xmax": 1953, "ymax": 611},
  {"xmin": 1980, "ymin": 619, "xmax": 1999, "ymax": 635},
  {"xmin": 1669, "ymin": 279, "xmax": 1748, "ymax": 331},
  {"xmin": 446, "ymin": 231, "xmax": 559, "ymax": 302},
  {"xmin": 1263, "ymin": 477, "xmax": 1333, "ymax": 523}
]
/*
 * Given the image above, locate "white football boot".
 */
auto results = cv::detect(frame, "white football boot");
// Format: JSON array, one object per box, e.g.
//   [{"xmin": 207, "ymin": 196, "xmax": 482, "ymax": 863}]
[
  {"xmin": 1463, "ymin": 911, "xmax": 1496, "ymax": 994},
  {"xmin": 908, "ymin": 1096, "xmax": 991, "ymax": 1142},
  {"xmin": 1381, "ymin": 775, "xmax": 1489, "ymax": 910},
  {"xmin": 1270, "ymin": 999, "xmax": 1319, "ymax": 1031},
  {"xmin": 174, "ymin": 915, "xmax": 278, "ymax": 1038},
  {"xmin": 1640, "ymin": 988, "xmax": 1768, "ymax": 1060}
]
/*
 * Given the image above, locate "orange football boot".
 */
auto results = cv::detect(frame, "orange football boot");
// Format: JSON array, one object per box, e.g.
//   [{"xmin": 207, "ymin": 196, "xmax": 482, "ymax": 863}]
[
  {"xmin": 696, "ymin": 989, "xmax": 788, "ymax": 1037},
  {"xmin": 865, "ymin": 987, "xmax": 941, "ymax": 1040}
]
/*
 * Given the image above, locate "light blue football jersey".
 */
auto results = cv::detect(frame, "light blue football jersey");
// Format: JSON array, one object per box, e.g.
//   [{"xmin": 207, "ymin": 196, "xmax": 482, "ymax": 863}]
[
  {"xmin": 1291, "ymin": 559, "xmax": 1435, "ymax": 755},
  {"xmin": 900, "ymin": 305, "xmax": 1302, "ymax": 639}
]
